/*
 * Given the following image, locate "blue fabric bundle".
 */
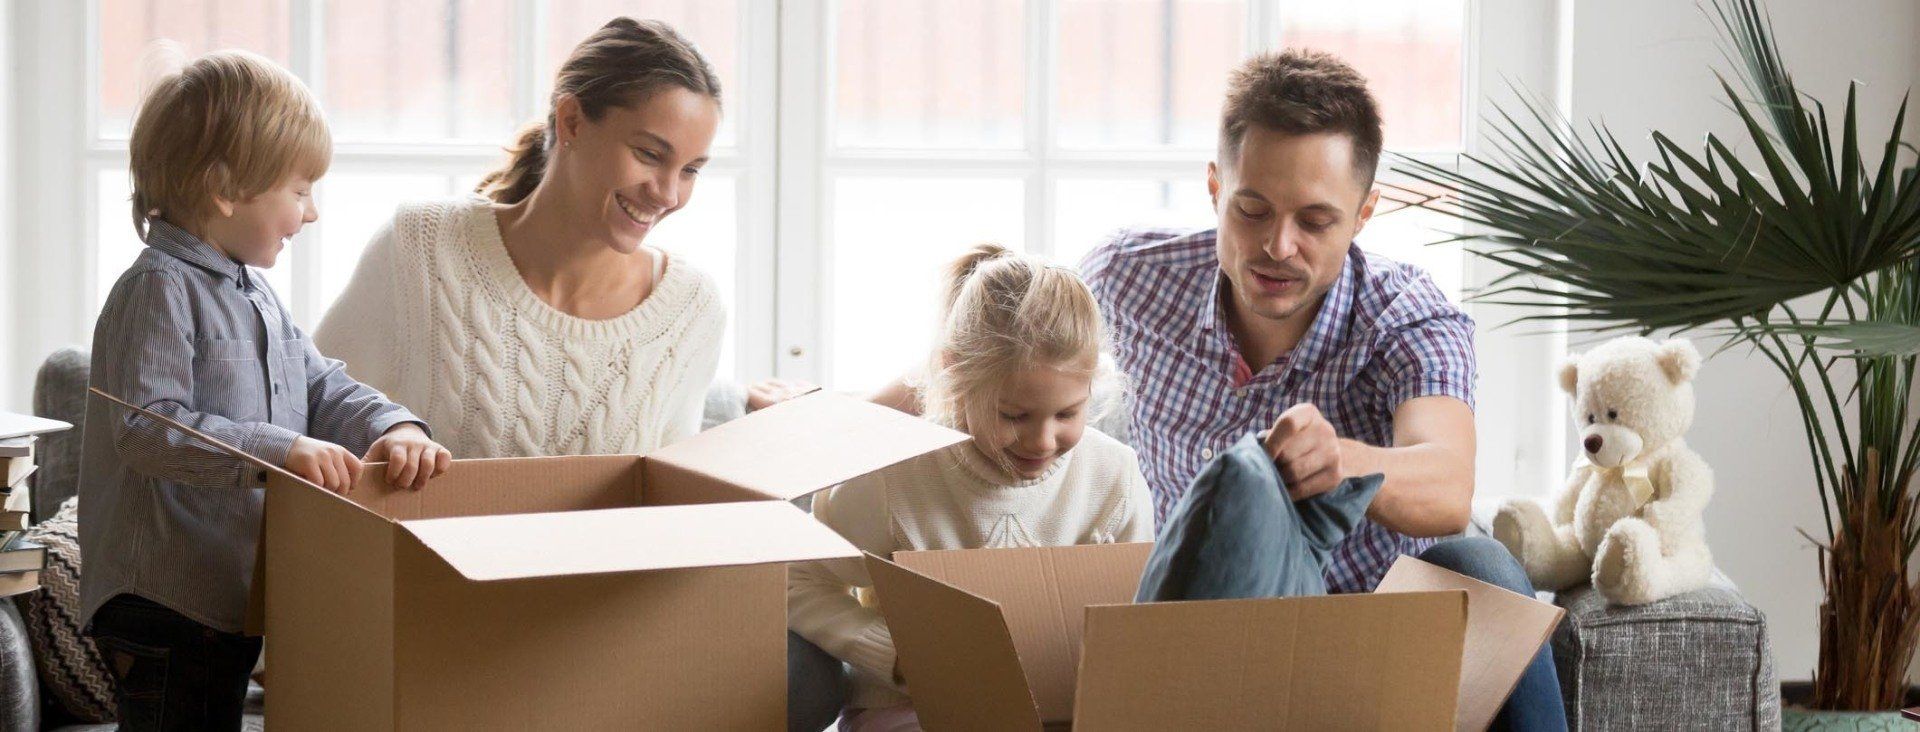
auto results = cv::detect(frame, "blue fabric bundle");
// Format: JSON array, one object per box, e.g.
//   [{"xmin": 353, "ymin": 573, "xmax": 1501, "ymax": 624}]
[{"xmin": 1136, "ymin": 432, "xmax": 1384, "ymax": 602}]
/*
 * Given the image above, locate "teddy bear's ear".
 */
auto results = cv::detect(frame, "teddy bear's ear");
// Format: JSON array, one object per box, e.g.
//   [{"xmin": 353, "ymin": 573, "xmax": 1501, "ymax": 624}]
[
  {"xmin": 1557, "ymin": 355, "xmax": 1580, "ymax": 395},
  {"xmin": 1656, "ymin": 339, "xmax": 1702, "ymax": 384}
]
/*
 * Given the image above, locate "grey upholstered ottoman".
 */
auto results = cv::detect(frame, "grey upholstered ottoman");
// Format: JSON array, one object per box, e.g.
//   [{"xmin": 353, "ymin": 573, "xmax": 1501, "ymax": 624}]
[{"xmin": 1552, "ymin": 575, "xmax": 1782, "ymax": 730}]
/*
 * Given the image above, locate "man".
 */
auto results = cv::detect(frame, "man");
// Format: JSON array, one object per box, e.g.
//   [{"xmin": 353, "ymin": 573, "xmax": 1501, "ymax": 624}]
[{"xmin": 1079, "ymin": 50, "xmax": 1565, "ymax": 730}]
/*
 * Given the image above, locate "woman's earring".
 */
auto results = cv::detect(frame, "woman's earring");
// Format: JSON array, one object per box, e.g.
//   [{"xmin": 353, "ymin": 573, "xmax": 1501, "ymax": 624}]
[{"xmin": 562, "ymin": 140, "xmax": 572, "ymax": 149}]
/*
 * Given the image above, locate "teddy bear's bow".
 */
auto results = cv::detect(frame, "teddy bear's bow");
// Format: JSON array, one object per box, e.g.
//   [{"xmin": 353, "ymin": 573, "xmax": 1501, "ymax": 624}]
[{"xmin": 1573, "ymin": 456, "xmax": 1658, "ymax": 509}]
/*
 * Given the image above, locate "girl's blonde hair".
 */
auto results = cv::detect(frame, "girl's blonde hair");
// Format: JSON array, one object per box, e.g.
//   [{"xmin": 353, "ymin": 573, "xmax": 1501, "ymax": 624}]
[
  {"xmin": 921, "ymin": 244, "xmax": 1111, "ymax": 469},
  {"xmin": 128, "ymin": 49, "xmax": 331, "ymax": 239}
]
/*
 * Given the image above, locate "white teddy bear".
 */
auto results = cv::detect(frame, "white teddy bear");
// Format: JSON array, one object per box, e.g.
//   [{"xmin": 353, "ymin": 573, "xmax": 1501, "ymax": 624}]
[{"xmin": 1494, "ymin": 336, "xmax": 1715, "ymax": 605}]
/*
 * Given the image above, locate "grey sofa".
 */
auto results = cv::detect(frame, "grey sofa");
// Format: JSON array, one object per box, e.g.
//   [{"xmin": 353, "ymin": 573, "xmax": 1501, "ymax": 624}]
[{"xmin": 9, "ymin": 346, "xmax": 1782, "ymax": 730}]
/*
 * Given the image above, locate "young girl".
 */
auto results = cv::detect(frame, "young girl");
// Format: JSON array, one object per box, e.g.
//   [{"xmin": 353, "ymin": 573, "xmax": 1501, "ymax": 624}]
[{"xmin": 788, "ymin": 244, "xmax": 1156, "ymax": 732}]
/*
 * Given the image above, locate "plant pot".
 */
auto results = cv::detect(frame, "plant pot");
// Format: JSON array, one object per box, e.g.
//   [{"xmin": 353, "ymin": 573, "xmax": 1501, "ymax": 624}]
[{"xmin": 1781, "ymin": 682, "xmax": 1920, "ymax": 731}]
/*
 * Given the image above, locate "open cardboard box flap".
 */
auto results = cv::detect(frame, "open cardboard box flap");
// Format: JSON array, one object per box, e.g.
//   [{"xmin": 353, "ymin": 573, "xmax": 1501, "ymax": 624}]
[
  {"xmin": 647, "ymin": 390, "xmax": 968, "ymax": 502},
  {"xmin": 400, "ymin": 501, "xmax": 859, "ymax": 582},
  {"xmin": 88, "ymin": 388, "xmax": 966, "ymax": 631},
  {"xmin": 865, "ymin": 551, "xmax": 1043, "ymax": 731},
  {"xmin": 1374, "ymin": 554, "xmax": 1566, "ymax": 731},
  {"xmin": 890, "ymin": 542, "xmax": 1152, "ymax": 723},
  {"xmin": 870, "ymin": 541, "xmax": 1559, "ymax": 732}
]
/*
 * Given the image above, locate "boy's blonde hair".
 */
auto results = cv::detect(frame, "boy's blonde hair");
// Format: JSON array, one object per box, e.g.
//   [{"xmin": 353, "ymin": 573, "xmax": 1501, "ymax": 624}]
[
  {"xmin": 921, "ymin": 244, "xmax": 1114, "ymax": 471},
  {"xmin": 128, "ymin": 49, "xmax": 331, "ymax": 239}
]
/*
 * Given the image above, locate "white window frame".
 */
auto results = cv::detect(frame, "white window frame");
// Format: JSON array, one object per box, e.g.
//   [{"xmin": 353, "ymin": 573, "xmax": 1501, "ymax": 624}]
[
  {"xmin": 772, "ymin": 0, "xmax": 1568, "ymax": 499},
  {"xmin": 8, "ymin": 0, "xmax": 778, "ymax": 388},
  {"xmin": 9, "ymin": 0, "xmax": 1566, "ymax": 498}
]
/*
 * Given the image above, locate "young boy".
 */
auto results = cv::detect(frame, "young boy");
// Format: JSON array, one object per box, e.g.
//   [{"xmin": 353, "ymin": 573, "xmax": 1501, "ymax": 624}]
[{"xmin": 76, "ymin": 50, "xmax": 451, "ymax": 730}]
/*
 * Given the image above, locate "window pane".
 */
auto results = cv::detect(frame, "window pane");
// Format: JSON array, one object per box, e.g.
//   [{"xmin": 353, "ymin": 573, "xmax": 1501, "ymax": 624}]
[
  {"xmin": 1356, "ymin": 203, "xmax": 1464, "ymax": 300},
  {"xmin": 545, "ymin": 1, "xmax": 740, "ymax": 148},
  {"xmin": 1056, "ymin": 0, "xmax": 1245, "ymax": 150},
  {"xmin": 650, "ymin": 175, "xmax": 738, "ymax": 382},
  {"xmin": 315, "ymin": 173, "xmax": 455, "ymax": 317},
  {"xmin": 1053, "ymin": 177, "xmax": 1214, "ymax": 269},
  {"xmin": 96, "ymin": 170, "xmax": 144, "ymax": 310},
  {"xmin": 98, "ymin": 0, "xmax": 292, "ymax": 138},
  {"xmin": 326, "ymin": 0, "xmax": 516, "ymax": 142},
  {"xmin": 835, "ymin": 0, "xmax": 1025, "ymax": 150},
  {"xmin": 829, "ymin": 178, "xmax": 1025, "ymax": 390},
  {"xmin": 1277, "ymin": 0, "xmax": 1465, "ymax": 151}
]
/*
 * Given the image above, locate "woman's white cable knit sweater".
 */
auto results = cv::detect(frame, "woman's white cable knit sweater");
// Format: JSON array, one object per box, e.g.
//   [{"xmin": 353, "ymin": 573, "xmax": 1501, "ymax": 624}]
[{"xmin": 313, "ymin": 195, "xmax": 725, "ymax": 458}]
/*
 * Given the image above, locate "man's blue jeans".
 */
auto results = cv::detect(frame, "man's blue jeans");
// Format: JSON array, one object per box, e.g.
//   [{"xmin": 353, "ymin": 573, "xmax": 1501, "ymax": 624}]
[{"xmin": 1418, "ymin": 536, "xmax": 1569, "ymax": 732}]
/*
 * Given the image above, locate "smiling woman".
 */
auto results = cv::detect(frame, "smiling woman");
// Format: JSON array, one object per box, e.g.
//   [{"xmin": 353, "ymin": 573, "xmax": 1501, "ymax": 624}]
[
  {"xmin": 308, "ymin": 17, "xmax": 856, "ymax": 732},
  {"xmin": 310, "ymin": 17, "xmax": 726, "ymax": 460}
]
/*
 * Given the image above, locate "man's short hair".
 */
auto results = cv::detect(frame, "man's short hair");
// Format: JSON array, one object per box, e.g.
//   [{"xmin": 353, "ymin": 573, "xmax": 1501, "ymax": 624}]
[
  {"xmin": 128, "ymin": 49, "xmax": 331, "ymax": 239},
  {"xmin": 1218, "ymin": 49, "xmax": 1383, "ymax": 187}
]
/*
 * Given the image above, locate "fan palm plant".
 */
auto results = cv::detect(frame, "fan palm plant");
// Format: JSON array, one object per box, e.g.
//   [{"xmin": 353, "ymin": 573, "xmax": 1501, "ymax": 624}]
[{"xmin": 1397, "ymin": 0, "xmax": 1920, "ymax": 711}]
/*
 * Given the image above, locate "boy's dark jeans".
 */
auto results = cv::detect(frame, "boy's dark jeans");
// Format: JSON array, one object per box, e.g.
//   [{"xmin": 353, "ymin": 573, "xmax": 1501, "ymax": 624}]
[{"xmin": 87, "ymin": 593, "xmax": 261, "ymax": 731}]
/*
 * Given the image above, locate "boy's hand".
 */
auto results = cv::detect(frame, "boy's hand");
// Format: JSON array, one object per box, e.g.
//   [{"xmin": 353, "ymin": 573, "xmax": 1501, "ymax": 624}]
[
  {"xmin": 286, "ymin": 436, "xmax": 362, "ymax": 495},
  {"xmin": 364, "ymin": 423, "xmax": 451, "ymax": 491}
]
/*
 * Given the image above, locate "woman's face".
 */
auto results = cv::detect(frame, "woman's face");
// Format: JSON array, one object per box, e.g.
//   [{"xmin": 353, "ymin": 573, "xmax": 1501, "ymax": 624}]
[{"xmin": 556, "ymin": 86, "xmax": 721, "ymax": 254}]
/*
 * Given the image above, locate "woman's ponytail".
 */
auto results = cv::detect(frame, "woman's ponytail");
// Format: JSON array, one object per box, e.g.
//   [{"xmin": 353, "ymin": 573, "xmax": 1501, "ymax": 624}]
[{"xmin": 477, "ymin": 121, "xmax": 550, "ymax": 204}]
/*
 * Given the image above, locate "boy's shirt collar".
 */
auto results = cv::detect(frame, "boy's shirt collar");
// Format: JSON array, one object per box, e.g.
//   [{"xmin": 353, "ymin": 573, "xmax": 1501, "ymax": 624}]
[{"xmin": 145, "ymin": 219, "xmax": 254, "ymax": 289}]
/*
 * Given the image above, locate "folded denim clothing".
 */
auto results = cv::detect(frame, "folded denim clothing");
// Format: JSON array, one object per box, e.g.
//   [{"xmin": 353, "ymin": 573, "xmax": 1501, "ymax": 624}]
[{"xmin": 1136, "ymin": 432, "xmax": 1383, "ymax": 602}]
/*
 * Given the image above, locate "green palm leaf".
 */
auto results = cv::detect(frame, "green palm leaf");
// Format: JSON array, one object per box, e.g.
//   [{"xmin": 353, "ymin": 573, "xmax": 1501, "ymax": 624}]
[{"xmin": 1394, "ymin": 0, "xmax": 1920, "ymax": 711}]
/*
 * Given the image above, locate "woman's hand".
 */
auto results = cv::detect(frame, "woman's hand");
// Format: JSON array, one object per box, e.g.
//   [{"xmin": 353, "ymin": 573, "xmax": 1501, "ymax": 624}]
[
  {"xmin": 746, "ymin": 379, "xmax": 816, "ymax": 412},
  {"xmin": 363, "ymin": 423, "xmax": 453, "ymax": 491}
]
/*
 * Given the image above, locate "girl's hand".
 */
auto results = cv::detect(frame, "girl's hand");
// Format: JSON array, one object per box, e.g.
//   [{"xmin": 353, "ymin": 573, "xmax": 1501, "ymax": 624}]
[
  {"xmin": 285, "ymin": 436, "xmax": 362, "ymax": 495},
  {"xmin": 364, "ymin": 423, "xmax": 452, "ymax": 491}
]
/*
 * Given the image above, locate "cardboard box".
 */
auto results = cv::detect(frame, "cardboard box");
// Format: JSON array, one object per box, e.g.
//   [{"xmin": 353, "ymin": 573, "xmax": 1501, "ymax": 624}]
[
  {"xmin": 95, "ymin": 388, "xmax": 968, "ymax": 731},
  {"xmin": 866, "ymin": 544, "xmax": 1563, "ymax": 731}
]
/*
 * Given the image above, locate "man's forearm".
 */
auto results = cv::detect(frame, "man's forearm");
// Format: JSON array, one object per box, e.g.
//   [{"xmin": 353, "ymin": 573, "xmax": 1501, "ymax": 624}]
[{"xmin": 1340, "ymin": 438, "xmax": 1473, "ymax": 537}]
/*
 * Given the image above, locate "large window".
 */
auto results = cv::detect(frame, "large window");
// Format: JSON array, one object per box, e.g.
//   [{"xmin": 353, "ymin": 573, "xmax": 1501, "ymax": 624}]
[
  {"xmin": 23, "ymin": 0, "xmax": 1567, "ymax": 500},
  {"xmin": 74, "ymin": 0, "xmax": 1467, "ymax": 392},
  {"xmin": 792, "ymin": 0, "xmax": 1469, "ymax": 390},
  {"xmin": 85, "ymin": 0, "xmax": 760, "ymax": 381}
]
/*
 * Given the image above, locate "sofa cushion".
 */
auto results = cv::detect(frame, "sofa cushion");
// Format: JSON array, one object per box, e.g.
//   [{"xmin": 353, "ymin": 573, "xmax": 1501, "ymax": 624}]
[
  {"xmin": 18, "ymin": 498, "xmax": 115, "ymax": 723},
  {"xmin": 31, "ymin": 347, "xmax": 90, "ymax": 524}
]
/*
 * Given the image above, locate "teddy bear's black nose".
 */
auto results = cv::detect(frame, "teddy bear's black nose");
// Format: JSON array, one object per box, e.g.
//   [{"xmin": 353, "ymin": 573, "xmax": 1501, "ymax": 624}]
[{"xmin": 1584, "ymin": 435, "xmax": 1603, "ymax": 454}]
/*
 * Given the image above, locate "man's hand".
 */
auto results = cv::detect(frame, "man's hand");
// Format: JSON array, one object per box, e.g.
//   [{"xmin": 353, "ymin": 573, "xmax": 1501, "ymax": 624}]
[
  {"xmin": 746, "ymin": 379, "xmax": 816, "ymax": 412},
  {"xmin": 363, "ymin": 423, "xmax": 452, "ymax": 491},
  {"xmin": 1260, "ymin": 403, "xmax": 1345, "ymax": 500},
  {"xmin": 285, "ymin": 436, "xmax": 362, "ymax": 495}
]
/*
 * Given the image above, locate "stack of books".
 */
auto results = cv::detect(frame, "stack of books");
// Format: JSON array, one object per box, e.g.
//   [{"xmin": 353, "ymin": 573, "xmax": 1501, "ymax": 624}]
[
  {"xmin": 0, "ymin": 411, "xmax": 73, "ymax": 598},
  {"xmin": 0, "ymin": 529, "xmax": 44, "ymax": 598},
  {"xmin": 0, "ymin": 435, "xmax": 35, "ymax": 530}
]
